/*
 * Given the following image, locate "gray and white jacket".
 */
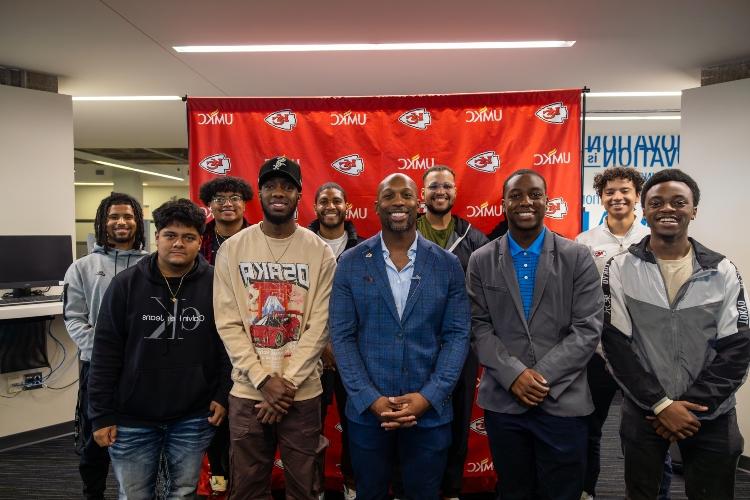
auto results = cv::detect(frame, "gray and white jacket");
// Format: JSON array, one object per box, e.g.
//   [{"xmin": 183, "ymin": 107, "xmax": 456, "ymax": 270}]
[
  {"xmin": 63, "ymin": 244, "xmax": 147, "ymax": 361},
  {"xmin": 602, "ymin": 236, "xmax": 750, "ymax": 420}
]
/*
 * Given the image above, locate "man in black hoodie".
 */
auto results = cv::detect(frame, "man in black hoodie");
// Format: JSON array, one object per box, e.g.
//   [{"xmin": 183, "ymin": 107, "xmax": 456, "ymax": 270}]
[{"xmin": 88, "ymin": 199, "xmax": 232, "ymax": 499}]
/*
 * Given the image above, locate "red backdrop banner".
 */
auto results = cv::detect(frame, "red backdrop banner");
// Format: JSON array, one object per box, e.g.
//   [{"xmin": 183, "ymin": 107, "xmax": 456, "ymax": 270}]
[
  {"xmin": 188, "ymin": 90, "xmax": 582, "ymax": 494},
  {"xmin": 187, "ymin": 89, "xmax": 582, "ymax": 238}
]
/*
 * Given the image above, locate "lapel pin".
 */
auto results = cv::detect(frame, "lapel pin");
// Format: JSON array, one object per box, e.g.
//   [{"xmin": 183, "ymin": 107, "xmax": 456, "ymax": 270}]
[{"xmin": 365, "ymin": 252, "xmax": 372, "ymax": 258}]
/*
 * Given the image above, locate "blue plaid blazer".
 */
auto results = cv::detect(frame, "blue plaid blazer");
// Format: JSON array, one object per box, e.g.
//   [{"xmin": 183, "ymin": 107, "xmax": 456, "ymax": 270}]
[{"xmin": 330, "ymin": 233, "xmax": 470, "ymax": 428}]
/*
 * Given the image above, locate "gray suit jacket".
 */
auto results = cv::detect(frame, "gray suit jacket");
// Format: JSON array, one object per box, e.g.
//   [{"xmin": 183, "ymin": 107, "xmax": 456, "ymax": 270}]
[{"xmin": 466, "ymin": 230, "xmax": 603, "ymax": 417}]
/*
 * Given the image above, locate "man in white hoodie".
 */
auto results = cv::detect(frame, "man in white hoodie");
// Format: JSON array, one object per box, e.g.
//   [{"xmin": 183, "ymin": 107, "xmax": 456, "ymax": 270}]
[{"xmin": 63, "ymin": 192, "xmax": 148, "ymax": 500}]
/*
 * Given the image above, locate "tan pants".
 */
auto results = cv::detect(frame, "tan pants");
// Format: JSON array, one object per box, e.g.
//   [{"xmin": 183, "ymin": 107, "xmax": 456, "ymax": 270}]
[{"xmin": 227, "ymin": 395, "xmax": 325, "ymax": 500}]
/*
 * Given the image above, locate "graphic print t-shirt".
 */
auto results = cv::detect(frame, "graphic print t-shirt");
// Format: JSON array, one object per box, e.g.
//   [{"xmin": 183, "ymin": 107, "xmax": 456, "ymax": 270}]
[{"xmin": 213, "ymin": 224, "xmax": 336, "ymax": 402}]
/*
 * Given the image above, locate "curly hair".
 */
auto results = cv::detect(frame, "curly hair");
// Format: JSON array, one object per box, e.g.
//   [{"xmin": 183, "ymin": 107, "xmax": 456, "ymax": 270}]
[
  {"xmin": 592, "ymin": 167, "xmax": 645, "ymax": 197},
  {"xmin": 152, "ymin": 199, "xmax": 207, "ymax": 235},
  {"xmin": 94, "ymin": 192, "xmax": 146, "ymax": 252},
  {"xmin": 641, "ymin": 168, "xmax": 701, "ymax": 208},
  {"xmin": 198, "ymin": 176, "xmax": 253, "ymax": 205},
  {"xmin": 314, "ymin": 182, "xmax": 347, "ymax": 203}
]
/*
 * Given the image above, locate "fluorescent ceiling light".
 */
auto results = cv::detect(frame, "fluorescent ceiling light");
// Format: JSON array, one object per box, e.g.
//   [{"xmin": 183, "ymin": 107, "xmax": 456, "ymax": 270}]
[
  {"xmin": 72, "ymin": 96, "xmax": 182, "ymax": 101},
  {"xmin": 88, "ymin": 159, "xmax": 185, "ymax": 181},
  {"xmin": 75, "ymin": 182, "xmax": 160, "ymax": 186},
  {"xmin": 585, "ymin": 115, "xmax": 681, "ymax": 121},
  {"xmin": 587, "ymin": 92, "xmax": 682, "ymax": 97},
  {"xmin": 174, "ymin": 41, "xmax": 575, "ymax": 53}
]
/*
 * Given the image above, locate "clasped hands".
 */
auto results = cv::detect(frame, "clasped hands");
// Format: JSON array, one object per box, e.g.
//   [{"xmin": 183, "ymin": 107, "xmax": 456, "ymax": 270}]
[
  {"xmin": 255, "ymin": 375, "xmax": 297, "ymax": 424},
  {"xmin": 370, "ymin": 393, "xmax": 431, "ymax": 430},
  {"xmin": 510, "ymin": 368, "xmax": 549, "ymax": 408},
  {"xmin": 646, "ymin": 400, "xmax": 708, "ymax": 442}
]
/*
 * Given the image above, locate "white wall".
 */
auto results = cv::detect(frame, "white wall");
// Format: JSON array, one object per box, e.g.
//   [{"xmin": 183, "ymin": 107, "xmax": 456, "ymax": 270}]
[
  {"xmin": 681, "ymin": 78, "xmax": 750, "ymax": 454},
  {"xmin": 0, "ymin": 84, "xmax": 77, "ymax": 437}
]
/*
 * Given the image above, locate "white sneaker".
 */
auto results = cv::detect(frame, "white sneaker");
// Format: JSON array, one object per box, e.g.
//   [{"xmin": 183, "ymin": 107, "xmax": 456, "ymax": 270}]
[
  {"xmin": 343, "ymin": 484, "xmax": 357, "ymax": 500},
  {"xmin": 580, "ymin": 492, "xmax": 594, "ymax": 500}
]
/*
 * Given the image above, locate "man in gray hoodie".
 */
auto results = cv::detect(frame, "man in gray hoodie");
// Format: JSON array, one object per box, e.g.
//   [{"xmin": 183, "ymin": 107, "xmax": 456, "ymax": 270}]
[{"xmin": 63, "ymin": 192, "xmax": 148, "ymax": 500}]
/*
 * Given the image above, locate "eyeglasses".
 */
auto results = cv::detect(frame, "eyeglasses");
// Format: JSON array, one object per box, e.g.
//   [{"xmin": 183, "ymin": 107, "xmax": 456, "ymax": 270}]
[
  {"xmin": 426, "ymin": 182, "xmax": 455, "ymax": 191},
  {"xmin": 211, "ymin": 195, "xmax": 243, "ymax": 204}
]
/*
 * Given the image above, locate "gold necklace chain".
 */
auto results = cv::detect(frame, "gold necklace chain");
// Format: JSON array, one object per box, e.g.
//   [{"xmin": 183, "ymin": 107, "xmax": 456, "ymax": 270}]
[
  {"xmin": 260, "ymin": 222, "xmax": 296, "ymax": 264},
  {"xmin": 160, "ymin": 270, "xmax": 188, "ymax": 303}
]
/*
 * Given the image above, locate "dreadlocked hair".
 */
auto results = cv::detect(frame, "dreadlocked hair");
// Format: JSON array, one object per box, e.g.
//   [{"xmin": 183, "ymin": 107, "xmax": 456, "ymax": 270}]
[{"xmin": 94, "ymin": 192, "xmax": 146, "ymax": 252}]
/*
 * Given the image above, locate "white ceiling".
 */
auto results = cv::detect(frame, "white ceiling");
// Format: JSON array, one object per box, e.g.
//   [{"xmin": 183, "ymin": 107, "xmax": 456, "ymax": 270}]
[{"xmin": 1, "ymin": 0, "xmax": 748, "ymax": 149}]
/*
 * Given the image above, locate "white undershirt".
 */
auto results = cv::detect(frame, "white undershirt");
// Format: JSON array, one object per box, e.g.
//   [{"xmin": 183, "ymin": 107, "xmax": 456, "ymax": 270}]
[{"xmin": 320, "ymin": 232, "xmax": 349, "ymax": 258}]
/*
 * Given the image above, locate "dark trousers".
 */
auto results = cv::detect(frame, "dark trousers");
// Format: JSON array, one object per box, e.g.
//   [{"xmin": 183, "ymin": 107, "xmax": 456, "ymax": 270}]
[
  {"xmin": 76, "ymin": 361, "xmax": 111, "ymax": 500},
  {"xmin": 321, "ymin": 368, "xmax": 354, "ymax": 484},
  {"xmin": 207, "ymin": 418, "xmax": 230, "ymax": 477},
  {"xmin": 584, "ymin": 354, "xmax": 619, "ymax": 496},
  {"xmin": 585, "ymin": 356, "xmax": 672, "ymax": 498},
  {"xmin": 484, "ymin": 408, "xmax": 587, "ymax": 500},
  {"xmin": 348, "ymin": 420, "xmax": 451, "ymax": 500},
  {"xmin": 228, "ymin": 395, "xmax": 325, "ymax": 500},
  {"xmin": 441, "ymin": 350, "xmax": 479, "ymax": 497},
  {"xmin": 620, "ymin": 397, "xmax": 744, "ymax": 500}
]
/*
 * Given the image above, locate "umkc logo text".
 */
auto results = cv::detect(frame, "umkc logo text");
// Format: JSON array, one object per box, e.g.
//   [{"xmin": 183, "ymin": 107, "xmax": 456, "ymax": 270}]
[
  {"xmin": 197, "ymin": 109, "xmax": 234, "ymax": 125},
  {"xmin": 398, "ymin": 154, "xmax": 435, "ymax": 170},
  {"xmin": 465, "ymin": 107, "xmax": 503, "ymax": 123},
  {"xmin": 534, "ymin": 148, "xmax": 571, "ymax": 166},
  {"xmin": 398, "ymin": 108, "xmax": 431, "ymax": 130},
  {"xmin": 467, "ymin": 202, "xmax": 502, "ymax": 218},
  {"xmin": 265, "ymin": 109, "xmax": 297, "ymax": 131},
  {"xmin": 330, "ymin": 111, "xmax": 367, "ymax": 126},
  {"xmin": 466, "ymin": 458, "xmax": 494, "ymax": 474},
  {"xmin": 345, "ymin": 202, "xmax": 368, "ymax": 220}
]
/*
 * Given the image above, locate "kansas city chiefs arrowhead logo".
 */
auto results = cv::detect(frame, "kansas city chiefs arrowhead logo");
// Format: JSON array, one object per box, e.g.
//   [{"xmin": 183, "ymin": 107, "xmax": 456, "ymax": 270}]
[
  {"xmin": 466, "ymin": 151, "xmax": 500, "ymax": 173},
  {"xmin": 265, "ymin": 109, "xmax": 297, "ymax": 131},
  {"xmin": 469, "ymin": 417, "xmax": 487, "ymax": 436},
  {"xmin": 546, "ymin": 197, "xmax": 569, "ymax": 219},
  {"xmin": 398, "ymin": 108, "xmax": 431, "ymax": 130},
  {"xmin": 331, "ymin": 154, "xmax": 365, "ymax": 176},
  {"xmin": 198, "ymin": 153, "xmax": 231, "ymax": 175},
  {"xmin": 535, "ymin": 102, "xmax": 569, "ymax": 124}
]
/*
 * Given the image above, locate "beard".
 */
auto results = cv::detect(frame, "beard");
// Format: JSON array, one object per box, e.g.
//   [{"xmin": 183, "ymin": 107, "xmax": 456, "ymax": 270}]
[
  {"xmin": 107, "ymin": 229, "xmax": 134, "ymax": 244},
  {"xmin": 317, "ymin": 211, "xmax": 345, "ymax": 229},
  {"xmin": 381, "ymin": 212, "xmax": 417, "ymax": 233},
  {"xmin": 261, "ymin": 201, "xmax": 297, "ymax": 225},
  {"xmin": 425, "ymin": 200, "xmax": 454, "ymax": 217}
]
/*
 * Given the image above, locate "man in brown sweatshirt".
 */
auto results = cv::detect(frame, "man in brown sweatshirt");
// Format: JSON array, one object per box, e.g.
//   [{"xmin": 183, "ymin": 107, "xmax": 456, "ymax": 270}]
[{"xmin": 213, "ymin": 157, "xmax": 336, "ymax": 499}]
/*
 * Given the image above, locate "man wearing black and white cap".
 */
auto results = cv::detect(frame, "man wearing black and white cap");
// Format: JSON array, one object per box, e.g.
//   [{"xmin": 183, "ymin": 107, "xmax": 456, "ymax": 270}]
[{"xmin": 213, "ymin": 156, "xmax": 336, "ymax": 498}]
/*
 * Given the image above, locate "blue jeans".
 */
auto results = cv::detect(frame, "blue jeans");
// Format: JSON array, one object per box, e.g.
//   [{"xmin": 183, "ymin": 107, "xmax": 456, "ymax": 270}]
[
  {"xmin": 108, "ymin": 415, "xmax": 215, "ymax": 500},
  {"xmin": 347, "ymin": 420, "xmax": 451, "ymax": 500}
]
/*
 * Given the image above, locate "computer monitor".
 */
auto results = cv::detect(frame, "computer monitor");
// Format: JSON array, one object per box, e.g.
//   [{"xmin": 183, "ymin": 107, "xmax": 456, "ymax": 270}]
[{"xmin": 0, "ymin": 235, "xmax": 73, "ymax": 297}]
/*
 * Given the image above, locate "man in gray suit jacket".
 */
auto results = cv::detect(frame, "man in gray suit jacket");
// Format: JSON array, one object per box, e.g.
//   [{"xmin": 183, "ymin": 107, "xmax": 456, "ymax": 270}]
[{"xmin": 466, "ymin": 169, "xmax": 603, "ymax": 500}]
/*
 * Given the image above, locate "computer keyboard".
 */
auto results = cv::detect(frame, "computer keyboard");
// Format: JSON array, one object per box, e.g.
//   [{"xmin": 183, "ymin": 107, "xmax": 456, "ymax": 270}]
[{"xmin": 0, "ymin": 294, "xmax": 62, "ymax": 307}]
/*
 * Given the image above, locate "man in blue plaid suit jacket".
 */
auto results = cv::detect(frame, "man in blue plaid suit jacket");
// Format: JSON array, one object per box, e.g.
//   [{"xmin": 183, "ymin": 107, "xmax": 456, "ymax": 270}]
[{"xmin": 330, "ymin": 174, "xmax": 470, "ymax": 500}]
